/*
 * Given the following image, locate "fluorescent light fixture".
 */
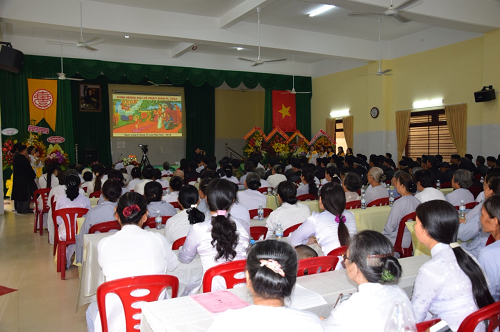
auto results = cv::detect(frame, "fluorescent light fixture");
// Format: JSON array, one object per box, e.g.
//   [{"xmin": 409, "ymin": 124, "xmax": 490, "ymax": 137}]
[
  {"xmin": 308, "ymin": 5, "xmax": 334, "ymax": 17},
  {"xmin": 412, "ymin": 98, "xmax": 443, "ymax": 109},
  {"xmin": 330, "ymin": 109, "xmax": 350, "ymax": 118},
  {"xmin": 236, "ymin": 47, "xmax": 243, "ymax": 51},
  {"xmin": 124, "ymin": 35, "xmax": 130, "ymax": 39}
]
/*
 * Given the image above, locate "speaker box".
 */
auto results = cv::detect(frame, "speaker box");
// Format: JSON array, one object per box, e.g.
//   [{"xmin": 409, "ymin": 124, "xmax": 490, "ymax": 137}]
[
  {"xmin": 0, "ymin": 45, "xmax": 24, "ymax": 73},
  {"xmin": 474, "ymin": 89, "xmax": 496, "ymax": 103}
]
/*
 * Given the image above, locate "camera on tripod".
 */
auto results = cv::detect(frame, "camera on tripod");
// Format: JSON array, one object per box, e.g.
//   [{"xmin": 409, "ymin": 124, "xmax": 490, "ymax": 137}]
[{"xmin": 139, "ymin": 144, "xmax": 148, "ymax": 154}]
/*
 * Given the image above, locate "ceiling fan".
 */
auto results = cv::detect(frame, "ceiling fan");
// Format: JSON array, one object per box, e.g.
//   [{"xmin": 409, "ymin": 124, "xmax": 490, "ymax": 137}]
[
  {"xmin": 283, "ymin": 56, "xmax": 311, "ymax": 94},
  {"xmin": 46, "ymin": 0, "xmax": 104, "ymax": 51},
  {"xmin": 348, "ymin": 0, "xmax": 421, "ymax": 23},
  {"xmin": 361, "ymin": 19, "xmax": 393, "ymax": 76},
  {"xmin": 238, "ymin": 7, "xmax": 287, "ymax": 66},
  {"xmin": 148, "ymin": 81, "xmax": 173, "ymax": 87},
  {"xmin": 43, "ymin": 43, "xmax": 84, "ymax": 81}
]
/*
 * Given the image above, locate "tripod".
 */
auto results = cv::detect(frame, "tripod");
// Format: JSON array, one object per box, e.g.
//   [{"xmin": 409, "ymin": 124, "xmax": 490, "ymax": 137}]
[{"xmin": 140, "ymin": 152, "xmax": 151, "ymax": 169}]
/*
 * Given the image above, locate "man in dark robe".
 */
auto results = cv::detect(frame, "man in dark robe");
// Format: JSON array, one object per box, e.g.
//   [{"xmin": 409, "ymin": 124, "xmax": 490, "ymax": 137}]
[{"xmin": 12, "ymin": 144, "xmax": 36, "ymax": 213}]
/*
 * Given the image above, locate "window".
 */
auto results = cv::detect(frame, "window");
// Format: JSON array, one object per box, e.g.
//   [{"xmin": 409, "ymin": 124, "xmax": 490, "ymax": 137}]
[{"xmin": 405, "ymin": 109, "xmax": 456, "ymax": 160}]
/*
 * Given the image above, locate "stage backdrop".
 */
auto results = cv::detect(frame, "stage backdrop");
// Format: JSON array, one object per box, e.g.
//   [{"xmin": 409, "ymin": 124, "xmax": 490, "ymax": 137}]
[{"xmin": 0, "ymin": 55, "xmax": 311, "ymax": 171}]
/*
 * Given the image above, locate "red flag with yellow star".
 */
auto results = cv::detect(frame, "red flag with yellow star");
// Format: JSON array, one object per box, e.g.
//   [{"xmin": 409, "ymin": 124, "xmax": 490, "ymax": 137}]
[{"xmin": 272, "ymin": 90, "xmax": 296, "ymax": 132}]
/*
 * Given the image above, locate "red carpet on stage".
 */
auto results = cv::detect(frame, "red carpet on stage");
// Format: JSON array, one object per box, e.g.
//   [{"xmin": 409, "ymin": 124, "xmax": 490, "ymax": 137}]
[{"xmin": 0, "ymin": 285, "xmax": 17, "ymax": 296}]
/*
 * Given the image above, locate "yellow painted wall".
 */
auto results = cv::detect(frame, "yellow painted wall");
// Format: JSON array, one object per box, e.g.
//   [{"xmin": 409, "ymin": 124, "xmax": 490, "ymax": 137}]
[
  {"xmin": 214, "ymin": 89, "xmax": 265, "ymax": 139},
  {"xmin": 312, "ymin": 30, "xmax": 500, "ymax": 135}
]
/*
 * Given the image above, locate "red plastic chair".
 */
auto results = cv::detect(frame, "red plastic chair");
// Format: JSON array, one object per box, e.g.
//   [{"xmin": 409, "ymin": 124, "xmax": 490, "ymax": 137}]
[
  {"xmin": 82, "ymin": 187, "xmax": 88, "ymax": 193},
  {"xmin": 51, "ymin": 196, "xmax": 58, "ymax": 255},
  {"xmin": 345, "ymin": 200, "xmax": 361, "ymax": 210},
  {"xmin": 416, "ymin": 319, "xmax": 441, "ymax": 332},
  {"xmin": 457, "ymin": 301, "xmax": 500, "ymax": 332},
  {"xmin": 486, "ymin": 234, "xmax": 495, "ymax": 246},
  {"xmin": 33, "ymin": 188, "xmax": 51, "ymax": 235},
  {"xmin": 89, "ymin": 221, "xmax": 121, "ymax": 234},
  {"xmin": 248, "ymin": 208, "xmax": 273, "ymax": 219},
  {"xmin": 97, "ymin": 274, "xmax": 179, "ymax": 332},
  {"xmin": 172, "ymin": 236, "xmax": 186, "ymax": 250},
  {"xmin": 327, "ymin": 245, "xmax": 348, "ymax": 258},
  {"xmin": 202, "ymin": 259, "xmax": 247, "ymax": 293},
  {"xmin": 283, "ymin": 223, "xmax": 303, "ymax": 237},
  {"xmin": 257, "ymin": 187, "xmax": 268, "ymax": 194},
  {"xmin": 297, "ymin": 256, "xmax": 339, "ymax": 276},
  {"xmin": 142, "ymin": 216, "xmax": 172, "ymax": 229},
  {"xmin": 53, "ymin": 207, "xmax": 89, "ymax": 279},
  {"xmin": 89, "ymin": 191, "xmax": 102, "ymax": 198},
  {"xmin": 296, "ymin": 194, "xmax": 318, "ymax": 201},
  {"xmin": 169, "ymin": 201, "xmax": 181, "ymax": 210},
  {"xmin": 366, "ymin": 197, "xmax": 389, "ymax": 207},
  {"xmin": 466, "ymin": 202, "xmax": 479, "ymax": 209},
  {"xmin": 250, "ymin": 226, "xmax": 268, "ymax": 240},
  {"xmin": 440, "ymin": 181, "xmax": 452, "ymax": 188},
  {"xmin": 469, "ymin": 187, "xmax": 483, "ymax": 199},
  {"xmin": 394, "ymin": 212, "xmax": 416, "ymax": 258}
]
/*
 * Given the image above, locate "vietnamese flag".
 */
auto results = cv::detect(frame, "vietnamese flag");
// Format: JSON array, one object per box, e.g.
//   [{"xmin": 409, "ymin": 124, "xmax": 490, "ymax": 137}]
[{"xmin": 272, "ymin": 91, "xmax": 296, "ymax": 132}]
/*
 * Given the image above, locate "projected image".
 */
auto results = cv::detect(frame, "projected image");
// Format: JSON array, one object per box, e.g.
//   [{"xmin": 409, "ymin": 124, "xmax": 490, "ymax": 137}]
[{"xmin": 112, "ymin": 93, "xmax": 182, "ymax": 137}]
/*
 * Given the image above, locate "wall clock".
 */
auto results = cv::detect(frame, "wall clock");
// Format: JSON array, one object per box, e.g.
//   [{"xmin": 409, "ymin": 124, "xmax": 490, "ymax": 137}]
[{"xmin": 370, "ymin": 107, "xmax": 379, "ymax": 118}]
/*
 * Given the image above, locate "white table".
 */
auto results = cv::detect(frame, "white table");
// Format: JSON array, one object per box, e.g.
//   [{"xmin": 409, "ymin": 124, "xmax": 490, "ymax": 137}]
[{"xmin": 140, "ymin": 255, "xmax": 430, "ymax": 332}]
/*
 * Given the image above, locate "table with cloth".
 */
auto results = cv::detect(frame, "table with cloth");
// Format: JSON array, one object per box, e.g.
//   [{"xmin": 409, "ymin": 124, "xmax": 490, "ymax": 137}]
[
  {"xmin": 140, "ymin": 255, "xmax": 430, "ymax": 332},
  {"xmin": 406, "ymin": 221, "xmax": 431, "ymax": 256}
]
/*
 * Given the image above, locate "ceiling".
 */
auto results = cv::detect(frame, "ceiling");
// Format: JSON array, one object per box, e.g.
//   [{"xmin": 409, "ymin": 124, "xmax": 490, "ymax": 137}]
[{"xmin": 1, "ymin": 0, "xmax": 499, "ymax": 78}]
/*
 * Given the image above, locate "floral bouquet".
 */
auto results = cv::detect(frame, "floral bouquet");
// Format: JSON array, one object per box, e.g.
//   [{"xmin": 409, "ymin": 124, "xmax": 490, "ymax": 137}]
[
  {"xmin": 243, "ymin": 127, "xmax": 266, "ymax": 157},
  {"xmin": 309, "ymin": 130, "xmax": 335, "ymax": 150},
  {"xmin": 2, "ymin": 139, "xmax": 16, "ymax": 170},
  {"xmin": 287, "ymin": 130, "xmax": 309, "ymax": 158},
  {"xmin": 265, "ymin": 127, "xmax": 290, "ymax": 159},
  {"xmin": 122, "ymin": 155, "xmax": 140, "ymax": 167},
  {"xmin": 45, "ymin": 144, "xmax": 69, "ymax": 167},
  {"xmin": 23, "ymin": 132, "xmax": 47, "ymax": 160}
]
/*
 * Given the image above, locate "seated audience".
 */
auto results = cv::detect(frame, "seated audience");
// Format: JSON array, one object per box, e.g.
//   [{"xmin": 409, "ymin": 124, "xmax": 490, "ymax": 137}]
[
  {"xmin": 161, "ymin": 176, "xmax": 183, "ymax": 203},
  {"xmin": 295, "ymin": 244, "xmax": 318, "ymax": 260},
  {"xmin": 412, "ymin": 200, "xmax": 494, "ymax": 331},
  {"xmin": 237, "ymin": 172, "xmax": 267, "ymax": 211},
  {"xmin": 382, "ymin": 172, "xmax": 420, "ymax": 250},
  {"xmin": 445, "ymin": 169, "xmax": 474, "ymax": 206},
  {"xmin": 321, "ymin": 166, "xmax": 341, "ymax": 186},
  {"xmin": 164, "ymin": 185, "xmax": 205, "ymax": 244},
  {"xmin": 254, "ymin": 167, "xmax": 270, "ymax": 188},
  {"xmin": 178, "ymin": 178, "xmax": 250, "ymax": 294},
  {"xmin": 265, "ymin": 181, "xmax": 311, "ymax": 239},
  {"xmin": 266, "ymin": 164, "xmax": 287, "ymax": 189},
  {"xmin": 145, "ymin": 181, "xmax": 176, "ymax": 218},
  {"xmin": 81, "ymin": 170, "xmax": 93, "ymax": 192},
  {"xmin": 197, "ymin": 178, "xmax": 212, "ymax": 214},
  {"xmin": 173, "ymin": 168, "xmax": 184, "ymax": 180},
  {"xmin": 76, "ymin": 179, "xmax": 122, "ymax": 264},
  {"xmin": 154, "ymin": 168, "xmax": 169, "ymax": 189},
  {"xmin": 87, "ymin": 164, "xmax": 105, "ymax": 194},
  {"xmin": 289, "ymin": 183, "xmax": 357, "ymax": 267},
  {"xmin": 161, "ymin": 161, "xmax": 173, "ymax": 177},
  {"xmin": 38, "ymin": 163, "xmax": 59, "ymax": 189},
  {"xmin": 96, "ymin": 170, "xmax": 128, "ymax": 205},
  {"xmin": 133, "ymin": 166, "xmax": 154, "ymax": 195},
  {"xmin": 228, "ymin": 183, "xmax": 251, "ymax": 232},
  {"xmin": 85, "ymin": 192, "xmax": 179, "ymax": 332},
  {"xmin": 414, "ymin": 170, "xmax": 446, "ymax": 203},
  {"xmin": 239, "ymin": 161, "xmax": 255, "ymax": 186},
  {"xmin": 296, "ymin": 168, "xmax": 319, "ymax": 197},
  {"xmin": 208, "ymin": 240, "xmax": 323, "ymax": 332},
  {"xmin": 126, "ymin": 167, "xmax": 142, "ymax": 191},
  {"xmin": 221, "ymin": 167, "xmax": 239, "ymax": 184},
  {"xmin": 322, "ymin": 231, "xmax": 411, "ymax": 331},
  {"xmin": 342, "ymin": 172, "xmax": 362, "ymax": 202},
  {"xmin": 364, "ymin": 167, "xmax": 389, "ymax": 204},
  {"xmin": 478, "ymin": 195, "xmax": 500, "ymax": 301},
  {"xmin": 231, "ymin": 159, "xmax": 243, "ymax": 180}
]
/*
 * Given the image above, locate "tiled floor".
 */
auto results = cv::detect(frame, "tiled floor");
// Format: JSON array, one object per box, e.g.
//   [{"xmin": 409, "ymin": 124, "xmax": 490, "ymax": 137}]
[{"xmin": 0, "ymin": 201, "xmax": 88, "ymax": 332}]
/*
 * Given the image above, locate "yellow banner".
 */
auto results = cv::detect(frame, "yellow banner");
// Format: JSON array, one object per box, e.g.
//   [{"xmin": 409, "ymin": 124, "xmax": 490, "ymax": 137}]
[{"xmin": 28, "ymin": 79, "xmax": 57, "ymax": 130}]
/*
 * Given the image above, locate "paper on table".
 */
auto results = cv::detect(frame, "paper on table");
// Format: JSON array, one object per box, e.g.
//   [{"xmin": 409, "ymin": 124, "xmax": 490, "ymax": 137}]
[
  {"xmin": 286, "ymin": 284, "xmax": 328, "ymax": 310},
  {"xmin": 192, "ymin": 290, "xmax": 249, "ymax": 314}
]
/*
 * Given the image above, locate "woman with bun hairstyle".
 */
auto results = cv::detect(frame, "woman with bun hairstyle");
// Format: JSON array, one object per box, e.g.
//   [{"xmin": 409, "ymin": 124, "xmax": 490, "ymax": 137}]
[
  {"xmin": 342, "ymin": 172, "xmax": 362, "ymax": 202},
  {"xmin": 221, "ymin": 167, "xmax": 239, "ymax": 184},
  {"xmin": 265, "ymin": 181, "xmax": 311, "ymax": 239},
  {"xmin": 145, "ymin": 181, "xmax": 176, "ymax": 218},
  {"xmin": 197, "ymin": 177, "xmax": 212, "ymax": 214},
  {"xmin": 236, "ymin": 172, "xmax": 267, "ymax": 211},
  {"xmin": 322, "ymin": 231, "xmax": 412, "ymax": 331},
  {"xmin": 289, "ymin": 182, "xmax": 357, "ymax": 267},
  {"xmin": 164, "ymin": 185, "xmax": 205, "ymax": 244},
  {"xmin": 86, "ymin": 192, "xmax": 179, "ymax": 332},
  {"xmin": 179, "ymin": 178, "xmax": 249, "ymax": 294},
  {"xmin": 55, "ymin": 170, "xmax": 91, "ymax": 269},
  {"xmin": 208, "ymin": 240, "xmax": 323, "ymax": 332},
  {"xmin": 382, "ymin": 171, "xmax": 420, "ymax": 249},
  {"xmin": 296, "ymin": 168, "xmax": 319, "ymax": 197},
  {"xmin": 364, "ymin": 166, "xmax": 388, "ymax": 204},
  {"xmin": 412, "ymin": 200, "xmax": 494, "ymax": 331}
]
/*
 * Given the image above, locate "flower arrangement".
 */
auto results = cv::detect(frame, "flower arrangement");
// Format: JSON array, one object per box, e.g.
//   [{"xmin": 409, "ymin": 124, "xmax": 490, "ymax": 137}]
[
  {"xmin": 122, "ymin": 155, "xmax": 140, "ymax": 167},
  {"xmin": 2, "ymin": 139, "xmax": 16, "ymax": 170},
  {"xmin": 243, "ymin": 127, "xmax": 266, "ymax": 157},
  {"xmin": 309, "ymin": 130, "xmax": 335, "ymax": 150},
  {"xmin": 23, "ymin": 132, "xmax": 47, "ymax": 160},
  {"xmin": 45, "ymin": 144, "xmax": 69, "ymax": 167}
]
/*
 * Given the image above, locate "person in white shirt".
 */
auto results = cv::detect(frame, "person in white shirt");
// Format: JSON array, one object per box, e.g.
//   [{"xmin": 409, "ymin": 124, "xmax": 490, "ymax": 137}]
[
  {"xmin": 289, "ymin": 182, "xmax": 357, "ymax": 265},
  {"xmin": 446, "ymin": 169, "xmax": 475, "ymax": 206},
  {"xmin": 266, "ymin": 164, "xmax": 287, "ymax": 189},
  {"xmin": 81, "ymin": 171, "xmax": 93, "ymax": 193},
  {"xmin": 237, "ymin": 172, "xmax": 267, "ymax": 211},
  {"xmin": 164, "ymin": 185, "xmax": 205, "ymax": 244},
  {"xmin": 161, "ymin": 161, "xmax": 173, "ymax": 177},
  {"xmin": 265, "ymin": 181, "xmax": 311, "ymax": 239},
  {"xmin": 478, "ymin": 195, "xmax": 500, "ymax": 302},
  {"xmin": 414, "ymin": 170, "xmax": 446, "ymax": 203},
  {"xmin": 221, "ymin": 167, "xmax": 239, "ymax": 184},
  {"xmin": 133, "ymin": 165, "xmax": 154, "ymax": 195},
  {"xmin": 38, "ymin": 163, "xmax": 59, "ymax": 189},
  {"xmin": 197, "ymin": 178, "xmax": 211, "ymax": 214},
  {"xmin": 254, "ymin": 167, "xmax": 270, "ymax": 189},
  {"xmin": 87, "ymin": 164, "xmax": 105, "ymax": 195},
  {"xmin": 161, "ymin": 176, "xmax": 183, "ymax": 203},
  {"xmin": 341, "ymin": 172, "xmax": 361, "ymax": 203},
  {"xmin": 126, "ymin": 167, "xmax": 142, "ymax": 191},
  {"xmin": 153, "ymin": 168, "xmax": 169, "ymax": 189},
  {"xmin": 96, "ymin": 170, "xmax": 129, "ymax": 205},
  {"xmin": 306, "ymin": 145, "xmax": 319, "ymax": 166},
  {"xmin": 322, "ymin": 231, "xmax": 414, "ymax": 332},
  {"xmin": 178, "ymin": 178, "xmax": 249, "ymax": 294},
  {"xmin": 208, "ymin": 240, "xmax": 323, "ymax": 332},
  {"xmin": 296, "ymin": 168, "xmax": 319, "ymax": 197},
  {"xmin": 239, "ymin": 160, "xmax": 255, "ymax": 186},
  {"xmin": 412, "ymin": 200, "xmax": 495, "ymax": 332},
  {"xmin": 364, "ymin": 167, "xmax": 389, "ymax": 204},
  {"xmin": 86, "ymin": 192, "xmax": 179, "ymax": 332},
  {"xmin": 321, "ymin": 165, "xmax": 341, "ymax": 186},
  {"xmin": 145, "ymin": 181, "xmax": 176, "ymax": 219}
]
